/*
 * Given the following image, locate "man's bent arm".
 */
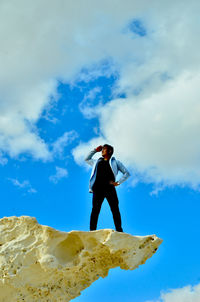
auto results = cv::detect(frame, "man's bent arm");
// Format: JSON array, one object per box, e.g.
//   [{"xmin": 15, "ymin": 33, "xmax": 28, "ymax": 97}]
[
  {"xmin": 117, "ymin": 160, "xmax": 130, "ymax": 184},
  {"xmin": 85, "ymin": 149, "xmax": 97, "ymax": 167}
]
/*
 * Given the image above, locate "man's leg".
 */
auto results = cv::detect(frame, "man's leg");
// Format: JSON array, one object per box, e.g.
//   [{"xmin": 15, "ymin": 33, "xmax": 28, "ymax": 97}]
[
  {"xmin": 90, "ymin": 190, "xmax": 105, "ymax": 231},
  {"xmin": 105, "ymin": 186, "xmax": 123, "ymax": 232}
]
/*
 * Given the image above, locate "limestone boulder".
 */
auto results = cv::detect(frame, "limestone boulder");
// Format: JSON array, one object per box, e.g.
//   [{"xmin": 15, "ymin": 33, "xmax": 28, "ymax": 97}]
[{"xmin": 0, "ymin": 216, "xmax": 162, "ymax": 302}]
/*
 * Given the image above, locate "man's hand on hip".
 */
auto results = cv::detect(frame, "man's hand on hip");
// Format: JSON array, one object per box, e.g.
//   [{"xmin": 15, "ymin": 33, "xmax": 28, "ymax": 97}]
[{"xmin": 110, "ymin": 181, "xmax": 119, "ymax": 186}]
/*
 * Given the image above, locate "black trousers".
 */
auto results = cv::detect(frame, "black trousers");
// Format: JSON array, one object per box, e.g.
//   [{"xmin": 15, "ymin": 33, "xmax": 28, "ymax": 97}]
[{"xmin": 90, "ymin": 186, "xmax": 123, "ymax": 232}]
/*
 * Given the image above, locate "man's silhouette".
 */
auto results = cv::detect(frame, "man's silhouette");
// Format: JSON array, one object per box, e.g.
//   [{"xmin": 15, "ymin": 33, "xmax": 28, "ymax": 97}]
[{"xmin": 85, "ymin": 144, "xmax": 130, "ymax": 232}]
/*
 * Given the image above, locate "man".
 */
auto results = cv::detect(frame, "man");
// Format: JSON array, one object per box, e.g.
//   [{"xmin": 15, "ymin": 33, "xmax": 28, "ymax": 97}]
[{"xmin": 85, "ymin": 144, "xmax": 130, "ymax": 232}]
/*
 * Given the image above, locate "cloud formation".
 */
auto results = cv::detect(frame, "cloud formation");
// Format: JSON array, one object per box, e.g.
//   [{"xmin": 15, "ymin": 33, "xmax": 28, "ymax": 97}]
[
  {"xmin": 8, "ymin": 178, "xmax": 37, "ymax": 194},
  {"xmin": 1, "ymin": 0, "xmax": 200, "ymax": 188},
  {"xmin": 72, "ymin": 1, "xmax": 200, "ymax": 189},
  {"xmin": 93, "ymin": 72, "xmax": 200, "ymax": 188},
  {"xmin": 0, "ymin": 0, "xmax": 136, "ymax": 160},
  {"xmin": 52, "ymin": 130, "xmax": 78, "ymax": 157},
  {"xmin": 49, "ymin": 166, "xmax": 68, "ymax": 184},
  {"xmin": 148, "ymin": 283, "xmax": 200, "ymax": 302}
]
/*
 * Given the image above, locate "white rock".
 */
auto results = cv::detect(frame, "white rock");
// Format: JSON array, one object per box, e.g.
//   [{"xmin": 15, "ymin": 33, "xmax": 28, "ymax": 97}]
[{"xmin": 0, "ymin": 216, "xmax": 162, "ymax": 302}]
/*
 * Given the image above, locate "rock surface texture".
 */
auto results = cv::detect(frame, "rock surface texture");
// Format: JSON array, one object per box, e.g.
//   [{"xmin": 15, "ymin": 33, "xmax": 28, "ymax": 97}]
[{"xmin": 0, "ymin": 216, "xmax": 162, "ymax": 302}]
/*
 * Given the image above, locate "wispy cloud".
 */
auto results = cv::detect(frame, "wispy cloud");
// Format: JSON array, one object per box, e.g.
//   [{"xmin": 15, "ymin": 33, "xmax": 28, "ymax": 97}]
[
  {"xmin": 52, "ymin": 131, "xmax": 78, "ymax": 157},
  {"xmin": 49, "ymin": 166, "xmax": 68, "ymax": 184},
  {"xmin": 150, "ymin": 185, "xmax": 165, "ymax": 196},
  {"xmin": 7, "ymin": 178, "xmax": 37, "ymax": 194},
  {"xmin": 79, "ymin": 87, "xmax": 102, "ymax": 119},
  {"xmin": 0, "ymin": 152, "xmax": 8, "ymax": 166}
]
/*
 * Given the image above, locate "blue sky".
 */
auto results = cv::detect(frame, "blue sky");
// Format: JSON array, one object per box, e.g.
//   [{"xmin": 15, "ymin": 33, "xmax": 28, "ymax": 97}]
[{"xmin": 1, "ymin": 1, "xmax": 200, "ymax": 301}]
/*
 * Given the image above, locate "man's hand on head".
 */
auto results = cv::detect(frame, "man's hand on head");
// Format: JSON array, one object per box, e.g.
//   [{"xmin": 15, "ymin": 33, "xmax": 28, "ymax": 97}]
[
  {"xmin": 110, "ymin": 181, "xmax": 119, "ymax": 186},
  {"xmin": 95, "ymin": 145, "xmax": 103, "ymax": 152}
]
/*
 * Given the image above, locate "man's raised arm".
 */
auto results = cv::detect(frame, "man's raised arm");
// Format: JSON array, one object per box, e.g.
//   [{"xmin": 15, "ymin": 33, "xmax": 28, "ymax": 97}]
[{"xmin": 85, "ymin": 145, "xmax": 102, "ymax": 167}]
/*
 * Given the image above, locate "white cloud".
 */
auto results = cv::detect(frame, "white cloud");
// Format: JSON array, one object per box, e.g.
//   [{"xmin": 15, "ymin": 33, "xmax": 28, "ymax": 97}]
[
  {"xmin": 74, "ymin": 72, "xmax": 200, "ymax": 189},
  {"xmin": 49, "ymin": 166, "xmax": 68, "ymax": 184},
  {"xmin": 148, "ymin": 283, "xmax": 200, "ymax": 302},
  {"xmin": 0, "ymin": 0, "xmax": 138, "ymax": 160},
  {"xmin": 52, "ymin": 131, "xmax": 78, "ymax": 157},
  {"xmin": 72, "ymin": 1, "xmax": 200, "ymax": 189},
  {"xmin": 8, "ymin": 178, "xmax": 37, "ymax": 194},
  {"xmin": 1, "ymin": 0, "xmax": 200, "ymax": 190}
]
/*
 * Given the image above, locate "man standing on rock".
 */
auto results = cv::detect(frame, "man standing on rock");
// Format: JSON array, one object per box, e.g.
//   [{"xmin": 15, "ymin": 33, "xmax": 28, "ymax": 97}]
[{"xmin": 85, "ymin": 144, "xmax": 130, "ymax": 232}]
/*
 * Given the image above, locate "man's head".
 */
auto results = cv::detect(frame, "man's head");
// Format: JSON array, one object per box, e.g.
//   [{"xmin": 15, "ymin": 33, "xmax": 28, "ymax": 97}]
[{"xmin": 102, "ymin": 144, "xmax": 114, "ymax": 158}]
